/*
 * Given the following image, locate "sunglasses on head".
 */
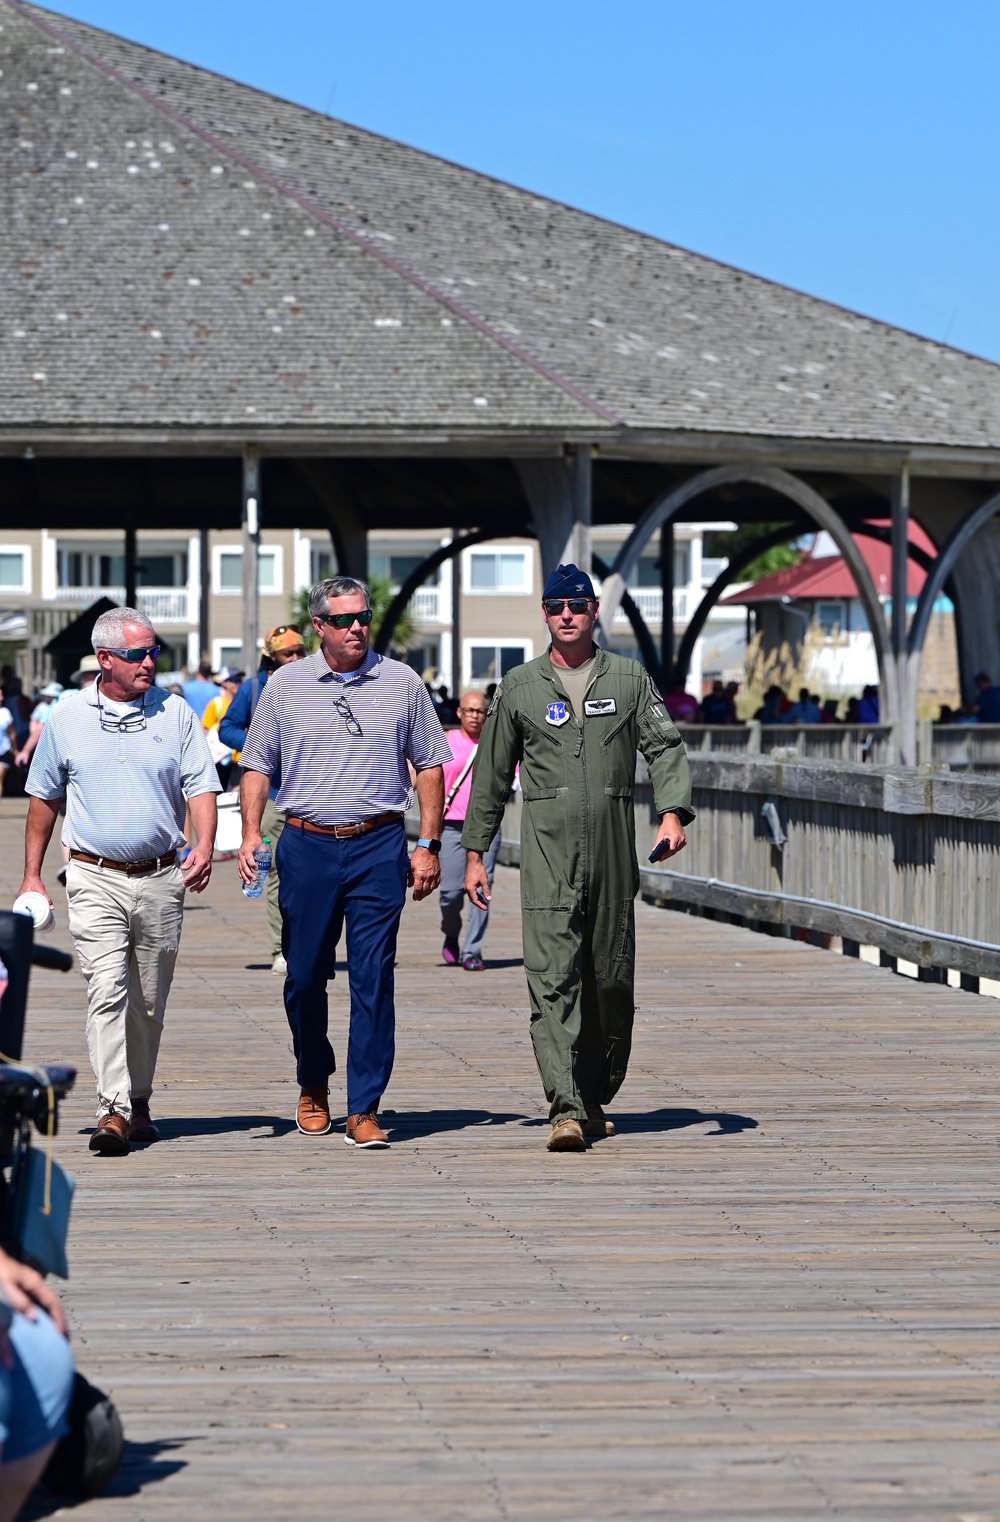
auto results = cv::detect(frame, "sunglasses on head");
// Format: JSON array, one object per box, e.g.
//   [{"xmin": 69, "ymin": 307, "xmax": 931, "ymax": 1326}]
[
  {"xmin": 103, "ymin": 645, "xmax": 160, "ymax": 663},
  {"xmin": 543, "ymin": 599, "xmax": 593, "ymax": 616},
  {"xmin": 318, "ymin": 608, "xmax": 374, "ymax": 629}
]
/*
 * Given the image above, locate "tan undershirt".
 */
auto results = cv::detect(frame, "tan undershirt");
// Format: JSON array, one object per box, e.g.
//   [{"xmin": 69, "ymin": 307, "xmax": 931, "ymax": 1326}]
[{"xmin": 553, "ymin": 653, "xmax": 597, "ymax": 720}]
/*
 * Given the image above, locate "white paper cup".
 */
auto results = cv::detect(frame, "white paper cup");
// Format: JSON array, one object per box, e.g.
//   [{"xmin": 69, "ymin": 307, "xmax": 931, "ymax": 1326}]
[{"xmin": 12, "ymin": 892, "xmax": 56, "ymax": 933}]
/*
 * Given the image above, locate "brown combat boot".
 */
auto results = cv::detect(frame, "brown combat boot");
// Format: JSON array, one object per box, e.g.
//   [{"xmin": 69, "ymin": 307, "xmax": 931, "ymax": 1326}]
[
  {"xmin": 296, "ymin": 1087, "xmax": 332, "ymax": 1135},
  {"xmin": 546, "ymin": 1116, "xmax": 586, "ymax": 1152}
]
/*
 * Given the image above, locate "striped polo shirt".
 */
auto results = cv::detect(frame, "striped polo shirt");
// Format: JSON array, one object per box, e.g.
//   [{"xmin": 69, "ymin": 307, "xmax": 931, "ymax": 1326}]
[
  {"xmin": 27, "ymin": 680, "xmax": 220, "ymax": 858},
  {"xmin": 239, "ymin": 649, "xmax": 451, "ymax": 825}
]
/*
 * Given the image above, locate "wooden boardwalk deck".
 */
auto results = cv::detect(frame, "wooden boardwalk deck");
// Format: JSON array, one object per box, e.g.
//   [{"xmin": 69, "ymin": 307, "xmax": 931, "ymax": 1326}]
[{"xmin": 4, "ymin": 798, "xmax": 999, "ymax": 1521}]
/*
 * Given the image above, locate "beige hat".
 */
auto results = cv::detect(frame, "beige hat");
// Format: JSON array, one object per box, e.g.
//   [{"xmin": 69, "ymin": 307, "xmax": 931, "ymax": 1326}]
[{"xmin": 71, "ymin": 654, "xmax": 102, "ymax": 683}]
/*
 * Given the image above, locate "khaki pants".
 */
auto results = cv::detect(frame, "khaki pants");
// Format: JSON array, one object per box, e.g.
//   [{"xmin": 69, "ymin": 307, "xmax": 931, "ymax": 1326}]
[
  {"xmin": 261, "ymin": 798, "xmax": 285, "ymax": 958},
  {"xmin": 65, "ymin": 858, "xmax": 185, "ymax": 1121}
]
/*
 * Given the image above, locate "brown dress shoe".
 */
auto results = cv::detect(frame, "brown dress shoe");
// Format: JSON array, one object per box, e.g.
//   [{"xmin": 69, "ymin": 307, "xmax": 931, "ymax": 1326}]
[
  {"xmin": 344, "ymin": 1110, "xmax": 390, "ymax": 1149},
  {"xmin": 89, "ymin": 1111, "xmax": 130, "ymax": 1156},
  {"xmin": 546, "ymin": 1116, "xmax": 586, "ymax": 1152},
  {"xmin": 296, "ymin": 1086, "xmax": 332, "ymax": 1135},
  {"xmin": 129, "ymin": 1097, "xmax": 160, "ymax": 1145},
  {"xmin": 582, "ymin": 1102, "xmax": 615, "ymax": 1139}
]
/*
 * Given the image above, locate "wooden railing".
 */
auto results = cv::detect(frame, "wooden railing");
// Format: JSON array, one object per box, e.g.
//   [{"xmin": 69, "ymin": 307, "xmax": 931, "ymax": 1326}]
[
  {"xmin": 678, "ymin": 722, "xmax": 1000, "ymax": 772},
  {"xmin": 496, "ymin": 752, "xmax": 1000, "ymax": 983}
]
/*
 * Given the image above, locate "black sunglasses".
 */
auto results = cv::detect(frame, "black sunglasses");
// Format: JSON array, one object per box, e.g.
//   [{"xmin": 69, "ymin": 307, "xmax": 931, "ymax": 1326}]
[
  {"xmin": 103, "ymin": 645, "xmax": 161, "ymax": 663},
  {"xmin": 543, "ymin": 599, "xmax": 593, "ymax": 616},
  {"xmin": 318, "ymin": 609, "xmax": 374, "ymax": 630}
]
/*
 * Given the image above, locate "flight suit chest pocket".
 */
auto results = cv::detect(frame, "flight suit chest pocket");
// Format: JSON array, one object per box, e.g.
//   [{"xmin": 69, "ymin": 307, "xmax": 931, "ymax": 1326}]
[{"xmin": 600, "ymin": 705, "xmax": 636, "ymax": 796}]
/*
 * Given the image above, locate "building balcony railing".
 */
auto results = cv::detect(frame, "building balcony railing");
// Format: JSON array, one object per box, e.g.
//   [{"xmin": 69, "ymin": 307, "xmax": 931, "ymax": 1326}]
[
  {"xmin": 54, "ymin": 587, "xmax": 192, "ymax": 623},
  {"xmin": 410, "ymin": 586, "xmax": 441, "ymax": 623}
]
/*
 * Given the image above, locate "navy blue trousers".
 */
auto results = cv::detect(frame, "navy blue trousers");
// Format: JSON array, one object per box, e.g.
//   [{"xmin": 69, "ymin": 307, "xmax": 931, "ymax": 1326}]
[{"xmin": 276, "ymin": 820, "xmax": 408, "ymax": 1115}]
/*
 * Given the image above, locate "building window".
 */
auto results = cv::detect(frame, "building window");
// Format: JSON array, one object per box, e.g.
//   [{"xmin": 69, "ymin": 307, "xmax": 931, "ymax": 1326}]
[
  {"xmin": 213, "ymin": 545, "xmax": 283, "ymax": 596},
  {"xmin": 369, "ymin": 552, "xmax": 438, "ymax": 587},
  {"xmin": 310, "ymin": 547, "xmax": 336, "ymax": 584},
  {"xmin": 212, "ymin": 640, "xmax": 243, "ymax": 673},
  {"xmin": 816, "ymin": 599, "xmax": 847, "ymax": 639},
  {"xmin": 464, "ymin": 547, "xmax": 531, "ymax": 595},
  {"xmin": 0, "ymin": 546, "xmax": 31, "ymax": 594},
  {"xmin": 464, "ymin": 640, "xmax": 532, "ymax": 686}
]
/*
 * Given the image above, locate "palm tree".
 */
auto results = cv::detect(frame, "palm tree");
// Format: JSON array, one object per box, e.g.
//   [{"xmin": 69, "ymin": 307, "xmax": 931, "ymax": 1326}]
[{"xmin": 288, "ymin": 575, "xmax": 416, "ymax": 656}]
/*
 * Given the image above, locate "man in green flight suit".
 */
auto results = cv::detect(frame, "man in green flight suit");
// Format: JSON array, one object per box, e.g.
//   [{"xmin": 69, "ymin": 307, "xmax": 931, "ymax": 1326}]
[{"xmin": 462, "ymin": 563, "xmax": 694, "ymax": 1153}]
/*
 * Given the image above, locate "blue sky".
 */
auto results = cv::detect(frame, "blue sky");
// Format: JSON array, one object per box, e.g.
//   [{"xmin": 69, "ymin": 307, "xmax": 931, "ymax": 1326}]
[{"xmin": 55, "ymin": 0, "xmax": 1000, "ymax": 364}]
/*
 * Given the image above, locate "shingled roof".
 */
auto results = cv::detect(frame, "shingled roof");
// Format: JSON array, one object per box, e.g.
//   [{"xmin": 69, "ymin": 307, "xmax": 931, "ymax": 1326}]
[{"xmin": 5, "ymin": 0, "xmax": 1000, "ymax": 448}]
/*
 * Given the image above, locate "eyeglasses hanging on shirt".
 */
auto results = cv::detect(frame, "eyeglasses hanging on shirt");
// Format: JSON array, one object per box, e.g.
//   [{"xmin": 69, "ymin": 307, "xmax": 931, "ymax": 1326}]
[
  {"xmin": 333, "ymin": 696, "xmax": 363, "ymax": 737},
  {"xmin": 96, "ymin": 683, "xmax": 148, "ymax": 738}
]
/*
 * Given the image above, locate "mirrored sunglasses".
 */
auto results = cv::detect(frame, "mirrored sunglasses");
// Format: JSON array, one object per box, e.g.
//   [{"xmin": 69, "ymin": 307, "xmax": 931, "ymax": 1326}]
[
  {"xmin": 543, "ymin": 599, "xmax": 592, "ymax": 616},
  {"xmin": 319, "ymin": 608, "xmax": 374, "ymax": 629},
  {"xmin": 104, "ymin": 645, "xmax": 161, "ymax": 663}
]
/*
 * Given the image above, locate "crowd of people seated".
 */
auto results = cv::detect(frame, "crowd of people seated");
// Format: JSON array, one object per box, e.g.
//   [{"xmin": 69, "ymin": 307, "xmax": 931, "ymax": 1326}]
[{"xmin": 662, "ymin": 678, "xmax": 883, "ymax": 727}]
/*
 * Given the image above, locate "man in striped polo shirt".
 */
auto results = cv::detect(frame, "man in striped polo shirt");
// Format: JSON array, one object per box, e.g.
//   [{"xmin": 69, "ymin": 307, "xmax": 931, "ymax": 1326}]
[
  {"xmin": 18, "ymin": 607, "xmax": 220, "ymax": 1155},
  {"xmin": 237, "ymin": 576, "xmax": 451, "ymax": 1148}
]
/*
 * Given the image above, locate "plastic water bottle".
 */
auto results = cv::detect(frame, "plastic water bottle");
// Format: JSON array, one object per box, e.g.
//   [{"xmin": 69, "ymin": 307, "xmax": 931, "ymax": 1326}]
[{"xmin": 242, "ymin": 837, "xmax": 272, "ymax": 899}]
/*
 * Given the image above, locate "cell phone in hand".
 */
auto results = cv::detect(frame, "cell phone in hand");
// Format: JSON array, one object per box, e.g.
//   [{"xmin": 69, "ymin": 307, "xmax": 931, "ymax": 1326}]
[{"xmin": 648, "ymin": 838, "xmax": 672, "ymax": 864}]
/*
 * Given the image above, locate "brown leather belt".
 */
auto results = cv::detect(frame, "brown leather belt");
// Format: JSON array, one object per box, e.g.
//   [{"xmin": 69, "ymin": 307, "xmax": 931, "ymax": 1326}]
[
  {"xmin": 285, "ymin": 811, "xmax": 403, "ymax": 839},
  {"xmin": 70, "ymin": 850, "xmax": 176, "ymax": 875}
]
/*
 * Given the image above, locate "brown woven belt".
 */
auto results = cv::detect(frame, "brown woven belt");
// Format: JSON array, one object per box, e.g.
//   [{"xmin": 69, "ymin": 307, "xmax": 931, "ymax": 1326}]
[
  {"xmin": 285, "ymin": 811, "xmax": 403, "ymax": 839},
  {"xmin": 69, "ymin": 850, "xmax": 176, "ymax": 875}
]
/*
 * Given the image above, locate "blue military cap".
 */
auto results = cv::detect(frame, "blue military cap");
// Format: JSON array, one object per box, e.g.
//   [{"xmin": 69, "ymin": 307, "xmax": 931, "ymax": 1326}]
[{"xmin": 542, "ymin": 563, "xmax": 596, "ymax": 601}]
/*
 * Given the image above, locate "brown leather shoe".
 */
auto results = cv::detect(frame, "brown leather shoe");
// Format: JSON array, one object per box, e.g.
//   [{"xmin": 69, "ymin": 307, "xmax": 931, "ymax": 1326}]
[
  {"xmin": 129, "ymin": 1097, "xmax": 160, "ymax": 1145},
  {"xmin": 296, "ymin": 1086, "xmax": 332, "ymax": 1135},
  {"xmin": 89, "ymin": 1111, "xmax": 130, "ymax": 1156},
  {"xmin": 582, "ymin": 1102, "xmax": 615, "ymax": 1139},
  {"xmin": 546, "ymin": 1116, "xmax": 586, "ymax": 1152},
  {"xmin": 344, "ymin": 1110, "xmax": 390, "ymax": 1149}
]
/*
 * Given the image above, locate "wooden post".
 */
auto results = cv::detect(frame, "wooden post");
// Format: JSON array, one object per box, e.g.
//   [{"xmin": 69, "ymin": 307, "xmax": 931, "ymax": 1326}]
[
  {"xmin": 242, "ymin": 445, "xmax": 260, "ymax": 710},
  {"xmin": 660, "ymin": 521, "xmax": 674, "ymax": 684},
  {"xmin": 199, "ymin": 527, "xmax": 210, "ymax": 662},
  {"xmin": 451, "ymin": 528, "xmax": 462, "ymax": 702},
  {"xmin": 124, "ymin": 521, "xmax": 137, "ymax": 608},
  {"xmin": 892, "ymin": 462, "xmax": 914, "ymax": 763}
]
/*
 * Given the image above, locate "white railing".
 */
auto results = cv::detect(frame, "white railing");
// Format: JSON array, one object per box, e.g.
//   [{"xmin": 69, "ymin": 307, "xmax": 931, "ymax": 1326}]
[
  {"xmin": 700, "ymin": 557, "xmax": 729, "ymax": 584},
  {"xmin": 410, "ymin": 586, "xmax": 441, "ymax": 623},
  {"xmin": 609, "ymin": 587, "xmax": 693, "ymax": 625},
  {"xmin": 53, "ymin": 587, "xmax": 191, "ymax": 623}
]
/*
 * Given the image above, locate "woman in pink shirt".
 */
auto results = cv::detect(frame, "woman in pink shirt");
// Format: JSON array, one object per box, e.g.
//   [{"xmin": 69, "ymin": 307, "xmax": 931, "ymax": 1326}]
[{"xmin": 439, "ymin": 692, "xmax": 503, "ymax": 970}]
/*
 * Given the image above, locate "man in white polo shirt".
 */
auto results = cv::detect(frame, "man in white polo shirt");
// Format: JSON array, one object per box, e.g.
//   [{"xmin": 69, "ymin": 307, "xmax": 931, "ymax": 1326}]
[
  {"xmin": 17, "ymin": 607, "xmax": 220, "ymax": 1156},
  {"xmin": 238, "ymin": 576, "xmax": 451, "ymax": 1148}
]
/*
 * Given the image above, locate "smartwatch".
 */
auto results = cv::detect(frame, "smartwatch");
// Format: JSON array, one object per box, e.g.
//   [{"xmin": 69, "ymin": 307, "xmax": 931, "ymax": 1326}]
[{"xmin": 416, "ymin": 837, "xmax": 442, "ymax": 854}]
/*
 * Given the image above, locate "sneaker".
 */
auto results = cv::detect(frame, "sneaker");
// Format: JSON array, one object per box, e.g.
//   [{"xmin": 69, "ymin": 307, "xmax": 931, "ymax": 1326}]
[
  {"xmin": 296, "ymin": 1086, "xmax": 332, "ymax": 1135},
  {"xmin": 582, "ymin": 1102, "xmax": 615, "ymax": 1139},
  {"xmin": 271, "ymin": 953, "xmax": 287, "ymax": 975},
  {"xmin": 88, "ymin": 1110, "xmax": 130, "ymax": 1156},
  {"xmin": 462, "ymin": 953, "xmax": 484, "ymax": 971},
  {"xmin": 546, "ymin": 1116, "xmax": 586, "ymax": 1152},
  {"xmin": 129, "ymin": 1097, "xmax": 160, "ymax": 1145},
  {"xmin": 344, "ymin": 1110, "xmax": 390, "ymax": 1148},
  {"xmin": 442, "ymin": 937, "xmax": 460, "ymax": 965}
]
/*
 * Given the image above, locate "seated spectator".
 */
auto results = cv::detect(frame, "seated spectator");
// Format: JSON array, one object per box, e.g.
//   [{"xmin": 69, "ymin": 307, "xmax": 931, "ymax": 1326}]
[
  {"xmin": 820, "ymin": 698, "xmax": 840, "ymax": 723},
  {"xmin": 700, "ymin": 679, "xmax": 734, "ymax": 724},
  {"xmin": 0, "ymin": 1244, "xmax": 74, "ymax": 1521},
  {"xmin": 857, "ymin": 684, "xmax": 880, "ymax": 723},
  {"xmin": 972, "ymin": 672, "xmax": 1000, "ymax": 723},
  {"xmin": 784, "ymin": 687, "xmax": 822, "ymax": 724},
  {"xmin": 844, "ymin": 696, "xmax": 861, "ymax": 723},
  {"xmin": 664, "ymin": 683, "xmax": 700, "ymax": 723},
  {"xmin": 936, "ymin": 704, "xmax": 955, "ymax": 724},
  {"xmin": 754, "ymin": 685, "xmax": 787, "ymax": 723}
]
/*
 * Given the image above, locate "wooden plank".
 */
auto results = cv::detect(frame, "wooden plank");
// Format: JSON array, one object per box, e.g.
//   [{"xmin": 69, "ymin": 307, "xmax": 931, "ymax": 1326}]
[{"xmin": 2, "ymin": 797, "xmax": 999, "ymax": 1520}]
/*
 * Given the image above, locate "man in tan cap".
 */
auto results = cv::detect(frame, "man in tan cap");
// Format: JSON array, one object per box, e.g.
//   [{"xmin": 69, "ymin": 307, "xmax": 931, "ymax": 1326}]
[{"xmin": 219, "ymin": 625, "xmax": 307, "ymax": 971}]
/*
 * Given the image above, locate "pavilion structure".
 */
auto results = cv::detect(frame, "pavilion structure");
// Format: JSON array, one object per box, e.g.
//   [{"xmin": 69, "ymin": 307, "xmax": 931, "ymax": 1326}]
[{"xmin": 5, "ymin": 0, "xmax": 1000, "ymax": 759}]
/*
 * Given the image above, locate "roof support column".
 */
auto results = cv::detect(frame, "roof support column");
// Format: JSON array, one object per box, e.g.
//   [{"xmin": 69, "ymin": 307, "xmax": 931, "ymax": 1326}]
[
  {"xmin": 124, "ymin": 521, "xmax": 137, "ymax": 610},
  {"xmin": 892, "ymin": 462, "xmax": 914, "ymax": 763},
  {"xmin": 516, "ymin": 443, "xmax": 596, "ymax": 630},
  {"xmin": 242, "ymin": 444, "xmax": 260, "ymax": 702},
  {"xmin": 450, "ymin": 528, "xmax": 462, "ymax": 702},
  {"xmin": 660, "ymin": 522, "xmax": 675, "ymax": 684}
]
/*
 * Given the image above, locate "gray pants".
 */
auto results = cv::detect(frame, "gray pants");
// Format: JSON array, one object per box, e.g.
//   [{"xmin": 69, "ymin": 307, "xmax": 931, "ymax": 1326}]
[
  {"xmin": 261, "ymin": 798, "xmax": 285, "ymax": 957},
  {"xmin": 439, "ymin": 822, "xmax": 500, "ymax": 961}
]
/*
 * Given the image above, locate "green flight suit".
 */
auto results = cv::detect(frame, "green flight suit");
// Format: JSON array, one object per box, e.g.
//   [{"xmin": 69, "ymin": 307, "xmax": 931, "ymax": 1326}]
[{"xmin": 462, "ymin": 647, "xmax": 694, "ymax": 1122}]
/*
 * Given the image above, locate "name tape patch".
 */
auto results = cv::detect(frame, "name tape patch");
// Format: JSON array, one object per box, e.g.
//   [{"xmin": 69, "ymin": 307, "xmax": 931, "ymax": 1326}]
[{"xmin": 584, "ymin": 697, "xmax": 617, "ymax": 717}]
